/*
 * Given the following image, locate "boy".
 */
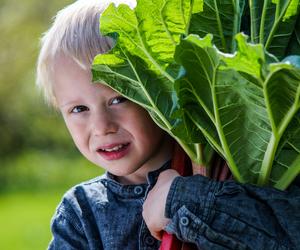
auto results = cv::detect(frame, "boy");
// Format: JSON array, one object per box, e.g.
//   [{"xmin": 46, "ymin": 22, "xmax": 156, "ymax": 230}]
[
  {"xmin": 37, "ymin": 0, "xmax": 174, "ymax": 248},
  {"xmin": 37, "ymin": 0, "xmax": 300, "ymax": 249}
]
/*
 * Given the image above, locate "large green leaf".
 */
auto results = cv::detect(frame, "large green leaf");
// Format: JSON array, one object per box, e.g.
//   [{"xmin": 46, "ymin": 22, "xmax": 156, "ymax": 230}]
[
  {"xmin": 271, "ymin": 111, "xmax": 300, "ymax": 189},
  {"xmin": 267, "ymin": 57, "xmax": 300, "ymax": 188},
  {"xmin": 258, "ymin": 0, "xmax": 300, "ymax": 59},
  {"xmin": 92, "ymin": 0, "xmax": 211, "ymax": 163},
  {"xmin": 92, "ymin": 0, "xmax": 300, "ymax": 188},
  {"xmin": 173, "ymin": 35, "xmax": 222, "ymax": 154},
  {"xmin": 189, "ymin": 0, "xmax": 245, "ymax": 53},
  {"xmin": 175, "ymin": 33, "xmax": 300, "ymax": 186},
  {"xmin": 248, "ymin": 0, "xmax": 264, "ymax": 43},
  {"xmin": 287, "ymin": 13, "xmax": 300, "ymax": 55}
]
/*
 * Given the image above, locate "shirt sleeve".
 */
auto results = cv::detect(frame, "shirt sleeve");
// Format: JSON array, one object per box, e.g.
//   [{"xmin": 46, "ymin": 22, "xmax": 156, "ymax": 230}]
[
  {"xmin": 48, "ymin": 200, "xmax": 91, "ymax": 250},
  {"xmin": 47, "ymin": 191, "xmax": 103, "ymax": 250},
  {"xmin": 48, "ymin": 213, "xmax": 89, "ymax": 250},
  {"xmin": 164, "ymin": 175, "xmax": 300, "ymax": 250}
]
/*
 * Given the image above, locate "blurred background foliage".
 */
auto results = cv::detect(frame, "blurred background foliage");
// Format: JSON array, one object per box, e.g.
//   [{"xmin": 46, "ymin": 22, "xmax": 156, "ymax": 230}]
[{"xmin": 0, "ymin": 0, "xmax": 103, "ymax": 249}]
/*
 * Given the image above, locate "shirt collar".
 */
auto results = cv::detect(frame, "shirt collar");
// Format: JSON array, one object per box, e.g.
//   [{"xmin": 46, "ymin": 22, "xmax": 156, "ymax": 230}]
[{"xmin": 101, "ymin": 161, "xmax": 171, "ymax": 198}]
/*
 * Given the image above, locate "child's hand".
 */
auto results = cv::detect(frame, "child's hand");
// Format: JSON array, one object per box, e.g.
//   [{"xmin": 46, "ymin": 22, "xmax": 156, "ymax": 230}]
[{"xmin": 142, "ymin": 169, "xmax": 179, "ymax": 240}]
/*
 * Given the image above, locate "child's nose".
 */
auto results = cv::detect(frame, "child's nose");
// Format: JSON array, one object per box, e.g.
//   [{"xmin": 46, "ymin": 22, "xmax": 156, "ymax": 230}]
[{"xmin": 91, "ymin": 110, "xmax": 118, "ymax": 136}]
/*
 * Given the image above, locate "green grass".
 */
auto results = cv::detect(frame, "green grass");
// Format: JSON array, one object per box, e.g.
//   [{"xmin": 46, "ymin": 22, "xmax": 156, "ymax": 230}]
[
  {"xmin": 0, "ymin": 150, "xmax": 105, "ymax": 249},
  {"xmin": 1, "ymin": 150, "xmax": 104, "ymax": 192},
  {"xmin": 0, "ymin": 191, "xmax": 66, "ymax": 250}
]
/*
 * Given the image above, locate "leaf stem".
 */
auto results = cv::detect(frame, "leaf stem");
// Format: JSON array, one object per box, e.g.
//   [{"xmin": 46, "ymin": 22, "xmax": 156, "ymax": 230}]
[
  {"xmin": 259, "ymin": 0, "xmax": 269, "ymax": 44},
  {"xmin": 258, "ymin": 74, "xmax": 280, "ymax": 186},
  {"xmin": 263, "ymin": 79, "xmax": 278, "ymax": 135},
  {"xmin": 231, "ymin": 0, "xmax": 240, "ymax": 52},
  {"xmin": 123, "ymin": 49, "xmax": 175, "ymax": 134},
  {"xmin": 185, "ymin": 79, "xmax": 215, "ymax": 122},
  {"xmin": 274, "ymin": 155, "xmax": 300, "ymax": 190},
  {"xmin": 249, "ymin": 0, "xmax": 259, "ymax": 43},
  {"xmin": 175, "ymin": 139, "xmax": 198, "ymax": 162},
  {"xmin": 278, "ymin": 103, "xmax": 300, "ymax": 137},
  {"xmin": 213, "ymin": 0, "xmax": 227, "ymax": 52},
  {"xmin": 265, "ymin": 0, "xmax": 290, "ymax": 49},
  {"xmin": 211, "ymin": 68, "xmax": 244, "ymax": 182},
  {"xmin": 186, "ymin": 111, "xmax": 225, "ymax": 158},
  {"xmin": 259, "ymin": 71, "xmax": 300, "ymax": 185},
  {"xmin": 195, "ymin": 143, "xmax": 203, "ymax": 164},
  {"xmin": 258, "ymin": 133, "xmax": 279, "ymax": 185},
  {"xmin": 194, "ymin": 124, "xmax": 225, "ymax": 158}
]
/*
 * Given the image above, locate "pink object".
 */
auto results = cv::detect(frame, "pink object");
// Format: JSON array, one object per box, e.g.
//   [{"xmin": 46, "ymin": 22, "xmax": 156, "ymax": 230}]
[
  {"xmin": 160, "ymin": 144, "xmax": 231, "ymax": 250},
  {"xmin": 159, "ymin": 144, "xmax": 196, "ymax": 250}
]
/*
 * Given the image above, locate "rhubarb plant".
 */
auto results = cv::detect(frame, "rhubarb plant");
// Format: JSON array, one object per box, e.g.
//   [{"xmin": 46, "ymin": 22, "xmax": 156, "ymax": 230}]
[{"xmin": 92, "ymin": 0, "xmax": 300, "ymax": 189}]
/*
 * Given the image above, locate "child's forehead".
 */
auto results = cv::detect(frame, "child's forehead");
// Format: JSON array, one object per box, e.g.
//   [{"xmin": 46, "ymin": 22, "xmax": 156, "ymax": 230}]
[
  {"xmin": 94, "ymin": 82, "xmax": 120, "ymax": 95},
  {"xmin": 53, "ymin": 54, "xmax": 120, "ymax": 94}
]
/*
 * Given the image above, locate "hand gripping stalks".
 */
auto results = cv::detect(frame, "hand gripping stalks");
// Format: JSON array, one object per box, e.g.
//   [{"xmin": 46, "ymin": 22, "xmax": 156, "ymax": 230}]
[{"xmin": 159, "ymin": 144, "xmax": 231, "ymax": 250}]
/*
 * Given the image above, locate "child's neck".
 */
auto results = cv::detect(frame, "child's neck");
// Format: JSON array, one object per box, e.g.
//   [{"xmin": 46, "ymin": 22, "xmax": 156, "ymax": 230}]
[
  {"xmin": 116, "ymin": 157, "xmax": 172, "ymax": 185},
  {"xmin": 116, "ymin": 174, "xmax": 148, "ymax": 185}
]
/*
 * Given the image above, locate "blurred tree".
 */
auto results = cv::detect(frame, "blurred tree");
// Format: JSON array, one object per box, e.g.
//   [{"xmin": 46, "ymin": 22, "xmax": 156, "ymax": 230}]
[
  {"xmin": 0, "ymin": 0, "xmax": 105, "ymax": 193},
  {"xmin": 0, "ymin": 0, "xmax": 74, "ymax": 159}
]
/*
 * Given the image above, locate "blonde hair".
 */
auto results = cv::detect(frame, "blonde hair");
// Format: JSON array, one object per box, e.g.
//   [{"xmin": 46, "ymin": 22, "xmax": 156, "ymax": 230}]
[{"xmin": 36, "ymin": 0, "xmax": 135, "ymax": 108}]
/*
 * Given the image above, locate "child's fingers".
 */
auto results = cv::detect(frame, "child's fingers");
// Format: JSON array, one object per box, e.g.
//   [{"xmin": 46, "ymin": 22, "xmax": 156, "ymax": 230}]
[{"xmin": 150, "ymin": 229, "xmax": 163, "ymax": 241}]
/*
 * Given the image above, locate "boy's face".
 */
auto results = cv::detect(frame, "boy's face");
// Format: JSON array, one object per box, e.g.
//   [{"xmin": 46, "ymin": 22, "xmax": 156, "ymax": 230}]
[{"xmin": 53, "ymin": 55, "xmax": 173, "ymax": 184}]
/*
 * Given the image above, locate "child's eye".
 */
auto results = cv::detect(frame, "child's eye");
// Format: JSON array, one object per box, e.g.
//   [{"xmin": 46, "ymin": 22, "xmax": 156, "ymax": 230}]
[
  {"xmin": 110, "ymin": 96, "xmax": 127, "ymax": 105},
  {"xmin": 71, "ymin": 105, "xmax": 89, "ymax": 113}
]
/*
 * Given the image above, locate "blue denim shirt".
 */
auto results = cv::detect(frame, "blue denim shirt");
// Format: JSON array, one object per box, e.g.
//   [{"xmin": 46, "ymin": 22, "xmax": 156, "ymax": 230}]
[
  {"xmin": 48, "ymin": 162, "xmax": 170, "ymax": 250},
  {"xmin": 165, "ymin": 175, "xmax": 300, "ymax": 250},
  {"xmin": 48, "ymin": 162, "xmax": 300, "ymax": 250}
]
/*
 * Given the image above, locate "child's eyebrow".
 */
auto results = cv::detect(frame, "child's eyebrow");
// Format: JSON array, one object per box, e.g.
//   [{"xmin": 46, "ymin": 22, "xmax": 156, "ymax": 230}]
[{"xmin": 59, "ymin": 101, "xmax": 79, "ymax": 109}]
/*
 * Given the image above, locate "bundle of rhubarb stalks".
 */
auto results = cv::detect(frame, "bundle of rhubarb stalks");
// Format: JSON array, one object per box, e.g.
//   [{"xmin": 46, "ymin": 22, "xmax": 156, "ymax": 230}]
[{"xmin": 92, "ymin": 0, "xmax": 300, "ymax": 248}]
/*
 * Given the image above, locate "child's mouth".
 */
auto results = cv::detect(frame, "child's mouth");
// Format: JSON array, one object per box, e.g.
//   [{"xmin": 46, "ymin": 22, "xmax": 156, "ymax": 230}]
[{"xmin": 97, "ymin": 143, "xmax": 130, "ymax": 160}]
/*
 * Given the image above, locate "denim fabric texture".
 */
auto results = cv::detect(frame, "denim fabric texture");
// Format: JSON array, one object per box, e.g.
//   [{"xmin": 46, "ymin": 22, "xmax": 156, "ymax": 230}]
[
  {"xmin": 165, "ymin": 175, "xmax": 300, "ymax": 250},
  {"xmin": 48, "ymin": 162, "xmax": 300, "ymax": 250},
  {"xmin": 48, "ymin": 162, "xmax": 171, "ymax": 250}
]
